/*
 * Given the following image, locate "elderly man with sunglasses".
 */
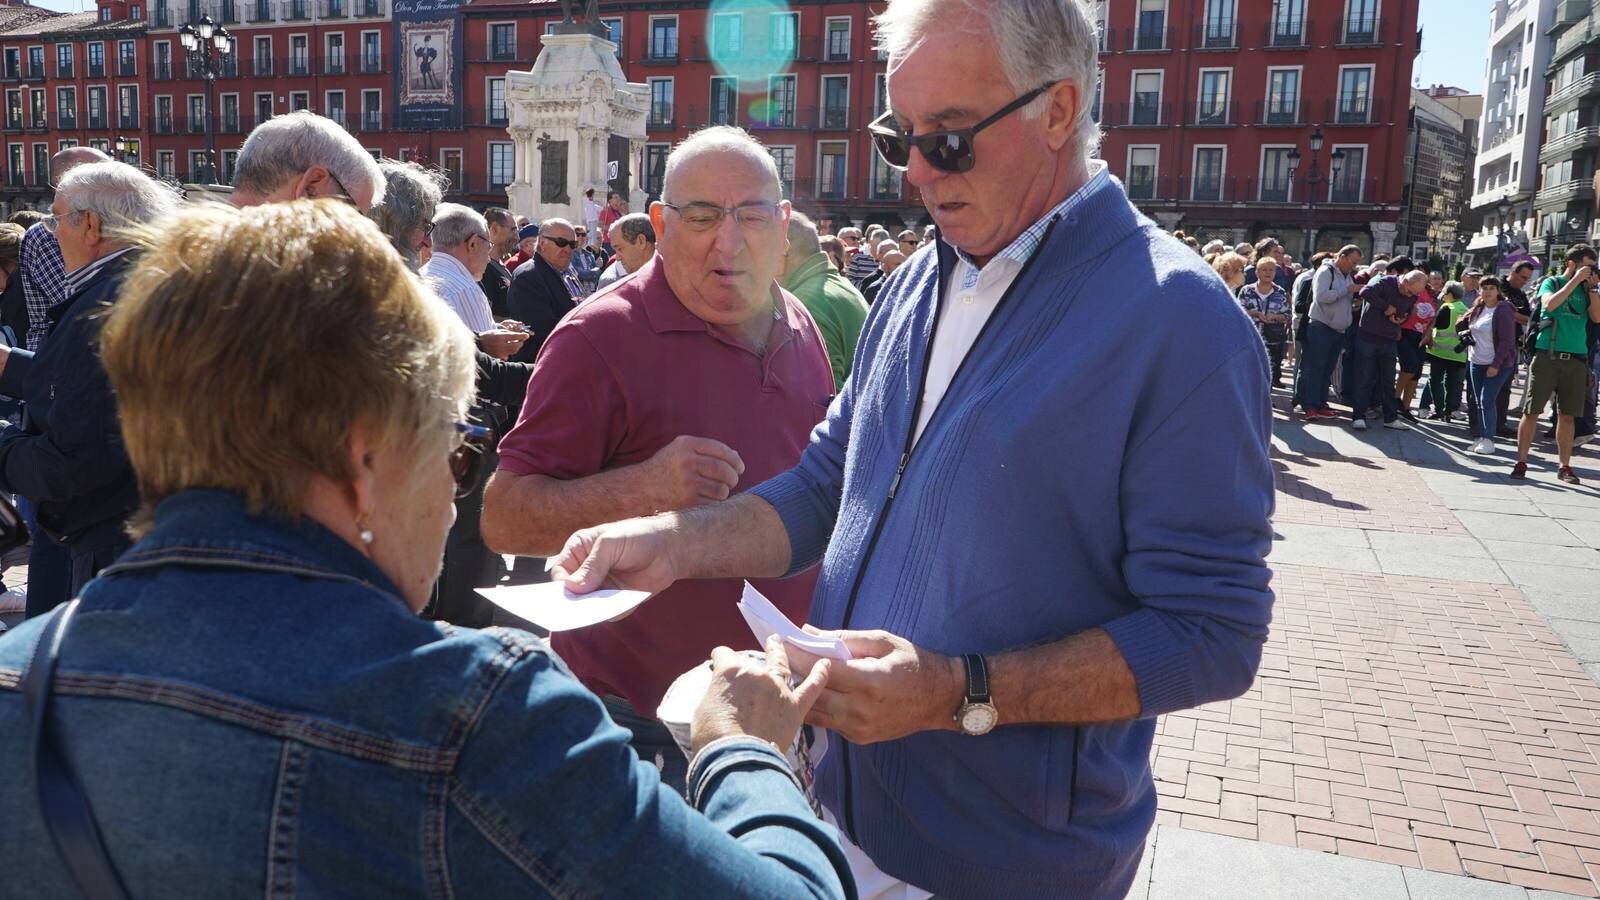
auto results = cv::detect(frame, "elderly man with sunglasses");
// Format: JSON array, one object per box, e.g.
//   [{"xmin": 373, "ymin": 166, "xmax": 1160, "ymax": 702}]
[
  {"xmin": 481, "ymin": 126, "xmax": 834, "ymax": 794},
  {"xmin": 506, "ymin": 218, "xmax": 585, "ymax": 364},
  {"xmin": 544, "ymin": 0, "xmax": 1275, "ymax": 896}
]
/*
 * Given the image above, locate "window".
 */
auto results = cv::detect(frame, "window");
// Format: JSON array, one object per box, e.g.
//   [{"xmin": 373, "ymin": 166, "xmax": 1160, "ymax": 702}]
[
  {"xmin": 3, "ymin": 91, "xmax": 16, "ymax": 130},
  {"xmin": 770, "ymin": 12, "xmax": 797, "ymax": 55},
  {"xmin": 255, "ymin": 36, "xmax": 272, "ymax": 75},
  {"xmin": 644, "ymin": 142, "xmax": 669, "ymax": 197},
  {"xmin": 361, "ymin": 89, "xmax": 381, "ymax": 130},
  {"xmin": 1343, "ymin": 0, "xmax": 1377, "ymax": 42},
  {"xmin": 874, "ymin": 73, "xmax": 889, "ymax": 117},
  {"xmin": 362, "ymin": 32, "xmax": 381, "ymax": 72},
  {"xmin": 822, "ymin": 75, "xmax": 849, "ymax": 128},
  {"xmin": 7, "ymin": 144, "xmax": 20, "ymax": 187},
  {"xmin": 118, "ymin": 41, "xmax": 135, "ymax": 76},
  {"xmin": 326, "ymin": 33, "xmax": 345, "ymax": 74},
  {"xmin": 89, "ymin": 43, "xmax": 105, "ymax": 77},
  {"xmin": 488, "ymin": 77, "xmax": 506, "ymax": 124},
  {"xmin": 118, "ymin": 85, "xmax": 138, "ymax": 128},
  {"xmin": 712, "ymin": 13, "xmax": 742, "ymax": 57},
  {"xmin": 28, "ymin": 89, "xmax": 43, "ymax": 128},
  {"xmin": 871, "ymin": 151, "xmax": 902, "ymax": 199},
  {"xmin": 254, "ymin": 92, "xmax": 273, "ymax": 123},
  {"xmin": 1131, "ymin": 71, "xmax": 1162, "ymax": 125},
  {"xmin": 489, "ymin": 142, "xmax": 514, "ymax": 188},
  {"xmin": 222, "ymin": 93, "xmax": 239, "ymax": 131},
  {"xmin": 222, "ymin": 149, "xmax": 238, "ymax": 184},
  {"xmin": 1330, "ymin": 146, "xmax": 1364, "ymax": 202},
  {"xmin": 325, "ymin": 90, "xmax": 345, "ymax": 127},
  {"xmin": 153, "ymin": 149, "xmax": 173, "ymax": 179},
  {"xmin": 87, "ymin": 87, "xmax": 106, "ymax": 127},
  {"xmin": 153, "ymin": 42, "xmax": 169, "ymax": 80},
  {"xmin": 770, "ymin": 145, "xmax": 795, "ymax": 198},
  {"xmin": 156, "ymin": 96, "xmax": 173, "ymax": 133},
  {"xmin": 32, "ymin": 143, "xmax": 47, "ymax": 186},
  {"xmin": 2, "ymin": 50, "xmax": 17, "ymax": 80},
  {"xmin": 290, "ymin": 91, "xmax": 308, "ymax": 112},
  {"xmin": 56, "ymin": 44, "xmax": 72, "ymax": 79},
  {"xmin": 648, "ymin": 78, "xmax": 672, "ymax": 126},
  {"xmin": 1260, "ymin": 146, "xmax": 1294, "ymax": 201},
  {"xmin": 490, "ymin": 23, "xmax": 515, "ymax": 60},
  {"xmin": 1192, "ymin": 146, "xmax": 1224, "ymax": 201},
  {"xmin": 1266, "ymin": 68, "xmax": 1299, "ymax": 124},
  {"xmin": 1337, "ymin": 66, "xmax": 1372, "ymax": 123},
  {"xmin": 1517, "ymin": 113, "xmax": 1525, "ymax": 134},
  {"xmin": 649, "ymin": 17, "xmax": 678, "ymax": 60},
  {"xmin": 709, "ymin": 76, "xmax": 737, "ymax": 126},
  {"xmin": 101, "ymin": 6, "xmax": 112, "ymax": 20},
  {"xmin": 440, "ymin": 148, "xmax": 462, "ymax": 189},
  {"xmin": 1197, "ymin": 69, "xmax": 1228, "ymax": 124},
  {"xmin": 58, "ymin": 139, "xmax": 78, "ymax": 150},
  {"xmin": 189, "ymin": 95, "xmax": 206, "ymax": 132},
  {"xmin": 1272, "ymin": 0, "xmax": 1305, "ymax": 45},
  {"xmin": 1127, "ymin": 146, "xmax": 1158, "ymax": 199},
  {"xmin": 188, "ymin": 150, "xmax": 211, "ymax": 181},
  {"xmin": 826, "ymin": 17, "xmax": 850, "ymax": 61},
  {"xmin": 1136, "ymin": 0, "xmax": 1165, "ymax": 50},
  {"xmin": 290, "ymin": 35, "xmax": 309, "ymax": 75},
  {"xmin": 818, "ymin": 141, "xmax": 848, "ymax": 199},
  {"xmin": 768, "ymin": 75, "xmax": 795, "ymax": 127},
  {"xmin": 28, "ymin": 47, "xmax": 42, "ymax": 78},
  {"xmin": 600, "ymin": 18, "xmax": 622, "ymax": 55},
  {"xmin": 56, "ymin": 87, "xmax": 75, "ymax": 127},
  {"xmin": 1203, "ymin": 0, "xmax": 1234, "ymax": 47}
]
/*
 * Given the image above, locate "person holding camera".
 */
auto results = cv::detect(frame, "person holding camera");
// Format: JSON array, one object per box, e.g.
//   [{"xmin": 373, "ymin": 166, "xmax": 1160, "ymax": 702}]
[
  {"xmin": 1460, "ymin": 276, "xmax": 1518, "ymax": 456},
  {"xmin": 1513, "ymin": 245, "xmax": 1600, "ymax": 483}
]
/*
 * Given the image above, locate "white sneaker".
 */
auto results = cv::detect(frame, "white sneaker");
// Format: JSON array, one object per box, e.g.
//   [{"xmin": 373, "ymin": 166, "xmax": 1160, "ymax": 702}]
[
  {"xmin": 1479, "ymin": 438, "xmax": 1497, "ymax": 455},
  {"xmin": 1352, "ymin": 418, "xmax": 1368, "ymax": 431},
  {"xmin": 1383, "ymin": 419, "xmax": 1410, "ymax": 431},
  {"xmin": 0, "ymin": 587, "xmax": 24, "ymax": 614}
]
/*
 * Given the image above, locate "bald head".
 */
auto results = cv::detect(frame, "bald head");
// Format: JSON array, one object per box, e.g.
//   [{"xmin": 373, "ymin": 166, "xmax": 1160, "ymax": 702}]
[{"xmin": 51, "ymin": 147, "xmax": 112, "ymax": 185}]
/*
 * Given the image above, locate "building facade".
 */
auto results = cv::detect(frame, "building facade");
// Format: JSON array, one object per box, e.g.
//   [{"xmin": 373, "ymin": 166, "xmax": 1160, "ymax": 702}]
[
  {"xmin": 1531, "ymin": 0, "xmax": 1600, "ymax": 263},
  {"xmin": 1400, "ymin": 87, "xmax": 1475, "ymax": 264},
  {"xmin": 1467, "ymin": 0, "xmax": 1555, "ymax": 267},
  {"xmin": 1094, "ymin": 0, "xmax": 1421, "ymax": 259}
]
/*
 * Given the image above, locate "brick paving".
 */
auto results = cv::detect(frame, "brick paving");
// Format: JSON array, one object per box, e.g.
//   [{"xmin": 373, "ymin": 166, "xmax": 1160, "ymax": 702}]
[
  {"xmin": 1271, "ymin": 449, "xmax": 1469, "ymax": 536},
  {"xmin": 1158, "ymin": 437, "xmax": 1600, "ymax": 895}
]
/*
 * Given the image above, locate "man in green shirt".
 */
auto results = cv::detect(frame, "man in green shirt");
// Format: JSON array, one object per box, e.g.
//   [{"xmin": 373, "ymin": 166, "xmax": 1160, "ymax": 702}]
[
  {"xmin": 1514, "ymin": 244, "xmax": 1600, "ymax": 484},
  {"xmin": 781, "ymin": 211, "xmax": 869, "ymax": 386}
]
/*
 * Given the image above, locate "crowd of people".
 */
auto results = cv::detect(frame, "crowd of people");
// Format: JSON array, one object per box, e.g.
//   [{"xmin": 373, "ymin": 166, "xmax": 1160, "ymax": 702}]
[
  {"xmin": 1178, "ymin": 230, "xmax": 1600, "ymax": 486},
  {"xmin": 0, "ymin": 0, "xmax": 1283, "ymax": 895}
]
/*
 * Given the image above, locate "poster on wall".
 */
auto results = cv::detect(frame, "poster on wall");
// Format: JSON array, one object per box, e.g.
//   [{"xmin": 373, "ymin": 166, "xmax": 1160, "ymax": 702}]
[{"xmin": 394, "ymin": 0, "xmax": 467, "ymax": 130}]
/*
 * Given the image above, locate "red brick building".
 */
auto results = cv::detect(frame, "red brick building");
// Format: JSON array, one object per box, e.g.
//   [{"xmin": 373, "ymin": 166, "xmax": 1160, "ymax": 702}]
[{"xmin": 1094, "ymin": 0, "xmax": 1420, "ymax": 257}]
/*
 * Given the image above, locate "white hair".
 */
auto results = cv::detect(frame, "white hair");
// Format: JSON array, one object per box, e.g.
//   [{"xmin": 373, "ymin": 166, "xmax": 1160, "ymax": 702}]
[
  {"xmin": 1400, "ymin": 270, "xmax": 1427, "ymax": 288},
  {"xmin": 56, "ymin": 162, "xmax": 181, "ymax": 237},
  {"xmin": 661, "ymin": 126, "xmax": 782, "ymax": 203},
  {"xmin": 874, "ymin": 0, "xmax": 1102, "ymax": 159},
  {"xmin": 234, "ymin": 111, "xmax": 386, "ymax": 209},
  {"xmin": 431, "ymin": 203, "xmax": 487, "ymax": 251},
  {"xmin": 1202, "ymin": 240, "xmax": 1226, "ymax": 255}
]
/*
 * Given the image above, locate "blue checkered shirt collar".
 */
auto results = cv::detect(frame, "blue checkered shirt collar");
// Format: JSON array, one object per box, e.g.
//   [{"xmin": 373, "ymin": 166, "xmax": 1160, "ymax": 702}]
[{"xmin": 949, "ymin": 160, "xmax": 1110, "ymax": 292}]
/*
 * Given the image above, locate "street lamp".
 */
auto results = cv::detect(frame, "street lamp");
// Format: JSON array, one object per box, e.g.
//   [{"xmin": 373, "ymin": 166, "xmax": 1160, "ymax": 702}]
[
  {"xmin": 1495, "ymin": 196, "xmax": 1511, "ymax": 274},
  {"xmin": 113, "ymin": 135, "xmax": 137, "ymax": 166},
  {"xmin": 1288, "ymin": 126, "xmax": 1342, "ymax": 265},
  {"xmin": 178, "ymin": 15, "xmax": 234, "ymax": 184}
]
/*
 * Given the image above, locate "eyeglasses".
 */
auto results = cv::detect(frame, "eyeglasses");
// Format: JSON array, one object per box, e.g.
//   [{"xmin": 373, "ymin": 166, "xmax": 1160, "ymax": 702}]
[
  {"xmin": 421, "ymin": 221, "xmax": 436, "ymax": 237},
  {"xmin": 450, "ymin": 421, "xmax": 494, "ymax": 498},
  {"xmin": 541, "ymin": 235, "xmax": 578, "ymax": 250},
  {"xmin": 41, "ymin": 213, "xmax": 59, "ymax": 234},
  {"xmin": 869, "ymin": 81, "xmax": 1059, "ymax": 174},
  {"xmin": 325, "ymin": 169, "xmax": 357, "ymax": 207},
  {"xmin": 662, "ymin": 201, "xmax": 784, "ymax": 232}
]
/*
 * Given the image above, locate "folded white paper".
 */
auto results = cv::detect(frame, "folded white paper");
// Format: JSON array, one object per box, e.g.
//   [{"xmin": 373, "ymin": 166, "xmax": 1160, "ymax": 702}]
[
  {"xmin": 737, "ymin": 581, "xmax": 853, "ymax": 661},
  {"xmin": 476, "ymin": 582, "xmax": 652, "ymax": 632}
]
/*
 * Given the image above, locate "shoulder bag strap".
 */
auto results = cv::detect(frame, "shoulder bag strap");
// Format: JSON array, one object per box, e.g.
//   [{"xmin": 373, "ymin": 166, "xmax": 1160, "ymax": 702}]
[{"xmin": 23, "ymin": 600, "xmax": 133, "ymax": 900}]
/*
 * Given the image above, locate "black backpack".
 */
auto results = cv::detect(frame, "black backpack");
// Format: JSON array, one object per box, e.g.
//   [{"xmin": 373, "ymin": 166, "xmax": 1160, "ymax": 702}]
[{"xmin": 1292, "ymin": 270, "xmax": 1316, "ymax": 343}]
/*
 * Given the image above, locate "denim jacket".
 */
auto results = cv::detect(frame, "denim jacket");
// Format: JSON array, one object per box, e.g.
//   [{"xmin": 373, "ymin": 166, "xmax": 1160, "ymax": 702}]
[{"xmin": 0, "ymin": 489, "xmax": 854, "ymax": 898}]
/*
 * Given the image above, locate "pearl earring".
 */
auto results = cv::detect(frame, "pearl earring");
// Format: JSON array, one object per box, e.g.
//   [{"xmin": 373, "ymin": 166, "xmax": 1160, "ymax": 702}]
[{"xmin": 359, "ymin": 528, "xmax": 374, "ymax": 545}]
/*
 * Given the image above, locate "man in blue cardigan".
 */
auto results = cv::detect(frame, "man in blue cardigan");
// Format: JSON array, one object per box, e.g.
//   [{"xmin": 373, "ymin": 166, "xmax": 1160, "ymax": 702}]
[{"xmin": 549, "ymin": 0, "xmax": 1276, "ymax": 895}]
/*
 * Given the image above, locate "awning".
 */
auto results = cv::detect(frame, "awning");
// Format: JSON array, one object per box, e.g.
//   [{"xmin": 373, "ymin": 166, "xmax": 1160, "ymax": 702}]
[{"xmin": 1465, "ymin": 234, "xmax": 1500, "ymax": 251}]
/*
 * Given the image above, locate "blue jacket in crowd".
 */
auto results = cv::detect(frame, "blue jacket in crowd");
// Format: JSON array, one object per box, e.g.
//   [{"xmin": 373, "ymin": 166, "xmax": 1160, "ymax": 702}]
[
  {"xmin": 752, "ymin": 167, "xmax": 1276, "ymax": 899},
  {"xmin": 0, "ymin": 489, "xmax": 856, "ymax": 898}
]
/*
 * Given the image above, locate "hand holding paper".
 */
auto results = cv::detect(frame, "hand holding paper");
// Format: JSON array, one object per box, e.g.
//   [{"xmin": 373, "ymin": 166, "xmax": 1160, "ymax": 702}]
[
  {"xmin": 476, "ymin": 582, "xmax": 652, "ymax": 632},
  {"xmin": 737, "ymin": 582, "xmax": 852, "ymax": 661}
]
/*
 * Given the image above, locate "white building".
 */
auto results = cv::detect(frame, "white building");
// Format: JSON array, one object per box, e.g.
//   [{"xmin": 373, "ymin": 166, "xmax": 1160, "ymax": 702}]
[{"xmin": 1467, "ymin": 0, "xmax": 1556, "ymax": 263}]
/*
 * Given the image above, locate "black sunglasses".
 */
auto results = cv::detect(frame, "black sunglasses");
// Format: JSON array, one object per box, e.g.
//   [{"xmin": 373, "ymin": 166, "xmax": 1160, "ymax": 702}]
[
  {"xmin": 869, "ymin": 81, "xmax": 1058, "ymax": 174},
  {"xmin": 451, "ymin": 421, "xmax": 493, "ymax": 498},
  {"xmin": 542, "ymin": 235, "xmax": 578, "ymax": 249}
]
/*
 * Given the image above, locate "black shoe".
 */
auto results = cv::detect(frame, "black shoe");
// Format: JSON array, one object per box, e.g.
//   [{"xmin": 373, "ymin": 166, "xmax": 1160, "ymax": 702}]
[
  {"xmin": 1497, "ymin": 426, "xmax": 1519, "ymax": 438},
  {"xmin": 1398, "ymin": 409, "xmax": 1419, "ymax": 424}
]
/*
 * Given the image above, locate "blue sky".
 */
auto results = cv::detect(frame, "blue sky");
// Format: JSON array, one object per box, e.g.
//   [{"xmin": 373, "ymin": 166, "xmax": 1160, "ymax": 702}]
[{"xmin": 23, "ymin": 0, "xmax": 1497, "ymax": 94}]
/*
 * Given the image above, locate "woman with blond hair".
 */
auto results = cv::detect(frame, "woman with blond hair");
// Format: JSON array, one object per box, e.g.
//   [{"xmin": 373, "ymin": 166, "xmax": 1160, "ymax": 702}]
[
  {"xmin": 0, "ymin": 199, "xmax": 851, "ymax": 898},
  {"xmin": 1212, "ymin": 250, "xmax": 1248, "ymax": 295}
]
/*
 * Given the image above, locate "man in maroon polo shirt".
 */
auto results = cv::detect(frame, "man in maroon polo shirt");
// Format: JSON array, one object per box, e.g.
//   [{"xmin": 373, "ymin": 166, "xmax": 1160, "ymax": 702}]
[{"xmin": 481, "ymin": 126, "xmax": 834, "ymax": 791}]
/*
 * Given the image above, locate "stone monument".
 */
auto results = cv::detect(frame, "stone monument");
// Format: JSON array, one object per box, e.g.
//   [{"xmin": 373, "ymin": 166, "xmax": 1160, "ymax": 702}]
[{"xmin": 503, "ymin": 1, "xmax": 649, "ymax": 223}]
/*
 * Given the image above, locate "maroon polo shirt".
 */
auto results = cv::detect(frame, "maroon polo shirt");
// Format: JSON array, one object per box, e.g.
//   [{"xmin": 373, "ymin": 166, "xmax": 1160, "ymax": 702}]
[{"xmin": 496, "ymin": 256, "xmax": 835, "ymax": 713}]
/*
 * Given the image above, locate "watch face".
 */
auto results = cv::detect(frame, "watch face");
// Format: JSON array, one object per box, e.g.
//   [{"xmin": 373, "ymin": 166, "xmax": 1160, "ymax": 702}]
[{"xmin": 960, "ymin": 703, "xmax": 998, "ymax": 735}]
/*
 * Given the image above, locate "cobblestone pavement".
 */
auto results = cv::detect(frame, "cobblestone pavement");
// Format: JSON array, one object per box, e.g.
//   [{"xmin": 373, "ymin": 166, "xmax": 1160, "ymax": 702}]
[{"xmin": 1148, "ymin": 402, "xmax": 1600, "ymax": 897}]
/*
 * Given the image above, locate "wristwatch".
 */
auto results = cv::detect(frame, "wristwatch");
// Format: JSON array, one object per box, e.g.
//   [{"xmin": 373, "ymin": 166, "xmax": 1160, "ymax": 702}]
[{"xmin": 955, "ymin": 653, "xmax": 999, "ymax": 736}]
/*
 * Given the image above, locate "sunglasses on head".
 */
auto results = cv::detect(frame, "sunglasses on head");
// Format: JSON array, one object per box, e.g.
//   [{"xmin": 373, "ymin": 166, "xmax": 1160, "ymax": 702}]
[
  {"xmin": 542, "ymin": 235, "xmax": 578, "ymax": 249},
  {"xmin": 451, "ymin": 421, "xmax": 493, "ymax": 498},
  {"xmin": 869, "ymin": 81, "xmax": 1058, "ymax": 174}
]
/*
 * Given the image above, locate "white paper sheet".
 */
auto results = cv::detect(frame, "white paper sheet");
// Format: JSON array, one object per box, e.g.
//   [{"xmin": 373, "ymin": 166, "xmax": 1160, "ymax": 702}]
[
  {"xmin": 476, "ymin": 582, "xmax": 652, "ymax": 632},
  {"xmin": 737, "ymin": 581, "xmax": 853, "ymax": 660}
]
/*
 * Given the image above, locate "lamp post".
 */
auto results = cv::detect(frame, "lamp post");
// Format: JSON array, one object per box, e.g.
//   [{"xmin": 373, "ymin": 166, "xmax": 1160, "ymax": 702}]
[
  {"xmin": 113, "ymin": 135, "xmax": 137, "ymax": 167},
  {"xmin": 178, "ymin": 15, "xmax": 234, "ymax": 185},
  {"xmin": 1494, "ymin": 196, "xmax": 1512, "ymax": 275},
  {"xmin": 1286, "ymin": 126, "xmax": 1344, "ymax": 265}
]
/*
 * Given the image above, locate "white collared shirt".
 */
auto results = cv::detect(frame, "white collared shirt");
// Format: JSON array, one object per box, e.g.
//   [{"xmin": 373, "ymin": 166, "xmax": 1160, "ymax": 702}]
[
  {"xmin": 912, "ymin": 161, "xmax": 1111, "ymax": 444},
  {"xmin": 421, "ymin": 252, "xmax": 494, "ymax": 333}
]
